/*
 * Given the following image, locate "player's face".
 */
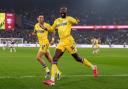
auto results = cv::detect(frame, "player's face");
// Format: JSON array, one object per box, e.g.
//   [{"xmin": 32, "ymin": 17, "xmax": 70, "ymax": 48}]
[
  {"xmin": 37, "ymin": 16, "xmax": 44, "ymax": 23},
  {"xmin": 60, "ymin": 7, "xmax": 67, "ymax": 18}
]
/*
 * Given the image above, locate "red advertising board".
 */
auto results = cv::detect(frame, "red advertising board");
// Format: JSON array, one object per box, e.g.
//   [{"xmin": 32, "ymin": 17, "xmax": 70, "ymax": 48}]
[{"xmin": 5, "ymin": 13, "xmax": 15, "ymax": 30}]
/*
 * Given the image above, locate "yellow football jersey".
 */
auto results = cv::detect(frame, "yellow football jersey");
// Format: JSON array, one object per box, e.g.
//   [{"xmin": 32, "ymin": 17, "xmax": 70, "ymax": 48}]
[
  {"xmin": 95, "ymin": 39, "xmax": 99, "ymax": 44},
  {"xmin": 34, "ymin": 22, "xmax": 51, "ymax": 45},
  {"xmin": 91, "ymin": 39, "xmax": 98, "ymax": 45},
  {"xmin": 51, "ymin": 16, "xmax": 78, "ymax": 41}
]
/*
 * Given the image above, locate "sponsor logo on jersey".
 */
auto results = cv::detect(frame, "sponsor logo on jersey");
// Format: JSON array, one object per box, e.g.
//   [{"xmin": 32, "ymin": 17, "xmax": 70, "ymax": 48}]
[{"xmin": 57, "ymin": 21, "xmax": 67, "ymax": 27}]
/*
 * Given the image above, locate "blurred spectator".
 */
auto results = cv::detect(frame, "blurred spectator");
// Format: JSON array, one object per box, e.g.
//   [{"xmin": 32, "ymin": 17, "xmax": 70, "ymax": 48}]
[{"xmin": 0, "ymin": 8, "xmax": 128, "ymax": 44}]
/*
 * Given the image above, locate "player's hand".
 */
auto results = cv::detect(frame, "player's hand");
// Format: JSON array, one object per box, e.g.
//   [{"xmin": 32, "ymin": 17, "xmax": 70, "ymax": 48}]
[
  {"xmin": 31, "ymin": 32, "xmax": 36, "ymax": 36},
  {"xmin": 50, "ymin": 38, "xmax": 54, "ymax": 45},
  {"xmin": 39, "ymin": 24, "xmax": 48, "ymax": 31},
  {"xmin": 76, "ymin": 17, "xmax": 80, "ymax": 23},
  {"xmin": 50, "ymin": 41, "xmax": 54, "ymax": 45}
]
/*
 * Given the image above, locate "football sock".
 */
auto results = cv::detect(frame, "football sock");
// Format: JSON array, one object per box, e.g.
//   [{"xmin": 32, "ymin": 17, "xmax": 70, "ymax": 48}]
[
  {"xmin": 42, "ymin": 64, "xmax": 50, "ymax": 72},
  {"xmin": 51, "ymin": 64, "xmax": 58, "ymax": 81},
  {"xmin": 82, "ymin": 58, "xmax": 94, "ymax": 69}
]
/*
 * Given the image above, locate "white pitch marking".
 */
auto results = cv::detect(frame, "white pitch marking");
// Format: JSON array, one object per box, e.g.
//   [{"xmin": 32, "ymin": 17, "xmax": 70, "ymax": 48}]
[
  {"xmin": 0, "ymin": 74, "xmax": 128, "ymax": 79},
  {"xmin": 64, "ymin": 74, "xmax": 128, "ymax": 77}
]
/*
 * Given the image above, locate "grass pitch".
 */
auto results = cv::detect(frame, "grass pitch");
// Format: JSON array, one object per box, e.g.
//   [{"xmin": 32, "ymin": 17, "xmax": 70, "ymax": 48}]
[{"xmin": 0, "ymin": 47, "xmax": 128, "ymax": 89}]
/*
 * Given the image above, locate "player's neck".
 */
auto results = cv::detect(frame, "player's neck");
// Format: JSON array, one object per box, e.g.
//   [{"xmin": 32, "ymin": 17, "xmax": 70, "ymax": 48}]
[
  {"xmin": 39, "ymin": 22, "xmax": 44, "ymax": 25},
  {"xmin": 61, "ymin": 17, "xmax": 67, "ymax": 19}
]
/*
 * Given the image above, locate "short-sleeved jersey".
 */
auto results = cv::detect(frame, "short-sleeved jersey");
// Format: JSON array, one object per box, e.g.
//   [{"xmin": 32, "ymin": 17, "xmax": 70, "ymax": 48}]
[
  {"xmin": 91, "ymin": 39, "xmax": 99, "ymax": 45},
  {"xmin": 51, "ymin": 16, "xmax": 78, "ymax": 41},
  {"xmin": 95, "ymin": 39, "xmax": 99, "ymax": 44},
  {"xmin": 34, "ymin": 22, "xmax": 51, "ymax": 45}
]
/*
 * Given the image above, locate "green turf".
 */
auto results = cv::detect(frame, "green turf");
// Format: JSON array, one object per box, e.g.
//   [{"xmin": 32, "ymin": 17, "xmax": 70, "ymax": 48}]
[{"xmin": 0, "ymin": 47, "xmax": 128, "ymax": 89}]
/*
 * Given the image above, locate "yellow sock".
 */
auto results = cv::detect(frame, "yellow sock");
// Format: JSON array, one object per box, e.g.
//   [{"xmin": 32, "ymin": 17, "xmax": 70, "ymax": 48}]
[
  {"xmin": 83, "ymin": 58, "xmax": 94, "ymax": 69},
  {"xmin": 51, "ymin": 64, "xmax": 57, "ymax": 81},
  {"xmin": 44, "ymin": 66, "xmax": 50, "ymax": 72}
]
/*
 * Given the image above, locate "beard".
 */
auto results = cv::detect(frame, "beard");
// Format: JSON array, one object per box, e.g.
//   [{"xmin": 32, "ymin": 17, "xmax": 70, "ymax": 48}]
[{"xmin": 60, "ymin": 13, "xmax": 66, "ymax": 18}]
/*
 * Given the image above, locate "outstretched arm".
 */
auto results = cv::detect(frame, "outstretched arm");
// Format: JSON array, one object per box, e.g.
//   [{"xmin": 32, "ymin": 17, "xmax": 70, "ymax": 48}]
[
  {"xmin": 50, "ymin": 30, "xmax": 55, "ymax": 45},
  {"xmin": 49, "ymin": 20, "xmax": 57, "ymax": 45},
  {"xmin": 69, "ymin": 17, "xmax": 80, "ymax": 24}
]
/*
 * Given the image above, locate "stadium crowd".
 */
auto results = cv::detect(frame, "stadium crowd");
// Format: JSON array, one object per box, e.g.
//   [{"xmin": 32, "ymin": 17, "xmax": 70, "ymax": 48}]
[
  {"xmin": 0, "ymin": 29, "xmax": 128, "ymax": 45},
  {"xmin": 0, "ymin": 8, "xmax": 128, "ymax": 45},
  {"xmin": 19, "ymin": 8, "xmax": 128, "ymax": 26}
]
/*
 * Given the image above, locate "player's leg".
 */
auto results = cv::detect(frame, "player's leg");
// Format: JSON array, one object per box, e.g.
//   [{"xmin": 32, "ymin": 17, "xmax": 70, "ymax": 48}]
[
  {"xmin": 93, "ymin": 45, "xmax": 97, "ymax": 55},
  {"xmin": 10, "ymin": 47, "xmax": 13, "ymax": 53},
  {"xmin": 13, "ymin": 47, "xmax": 16, "ymax": 52},
  {"xmin": 93, "ymin": 48, "xmax": 96, "ymax": 54},
  {"xmin": 45, "ymin": 50, "xmax": 61, "ymax": 80},
  {"xmin": 43, "ymin": 49, "xmax": 64, "ymax": 85},
  {"xmin": 71, "ymin": 52, "xmax": 97, "ymax": 77},
  {"xmin": 36, "ymin": 49, "xmax": 50, "ymax": 78},
  {"xmin": 92, "ymin": 45, "xmax": 95, "ymax": 54},
  {"xmin": 95, "ymin": 48, "xmax": 98, "ymax": 54},
  {"xmin": 51, "ymin": 49, "xmax": 64, "ymax": 81},
  {"xmin": 12, "ymin": 46, "xmax": 16, "ymax": 52},
  {"xmin": 2, "ymin": 45, "xmax": 6, "ymax": 50},
  {"xmin": 95, "ymin": 44, "xmax": 100, "ymax": 54},
  {"xmin": 44, "ymin": 50, "xmax": 52, "ymax": 63},
  {"xmin": 71, "ymin": 53, "xmax": 93, "ymax": 68},
  {"xmin": 66, "ymin": 40, "xmax": 98, "ymax": 77}
]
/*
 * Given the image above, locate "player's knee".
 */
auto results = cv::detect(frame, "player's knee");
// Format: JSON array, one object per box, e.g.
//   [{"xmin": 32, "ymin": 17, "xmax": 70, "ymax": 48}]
[
  {"xmin": 76, "ymin": 57, "xmax": 83, "ymax": 63},
  {"xmin": 52, "ymin": 56, "xmax": 58, "ymax": 64},
  {"xmin": 52, "ymin": 49, "xmax": 63, "ymax": 64},
  {"xmin": 36, "ymin": 55, "xmax": 41, "ymax": 61},
  {"xmin": 72, "ymin": 53, "xmax": 83, "ymax": 63},
  {"xmin": 46, "ymin": 55, "xmax": 52, "ymax": 63}
]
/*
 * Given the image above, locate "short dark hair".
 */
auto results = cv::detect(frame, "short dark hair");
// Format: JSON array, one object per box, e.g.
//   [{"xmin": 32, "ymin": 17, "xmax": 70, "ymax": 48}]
[{"xmin": 60, "ymin": 7, "xmax": 67, "ymax": 13}]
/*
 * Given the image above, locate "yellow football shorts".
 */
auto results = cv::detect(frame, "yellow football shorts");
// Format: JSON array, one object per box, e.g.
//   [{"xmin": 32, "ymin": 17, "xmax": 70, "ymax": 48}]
[
  {"xmin": 56, "ymin": 36, "xmax": 77, "ymax": 54},
  {"xmin": 39, "ymin": 43, "xmax": 49, "ymax": 53},
  {"xmin": 93, "ymin": 44, "xmax": 100, "ymax": 49}
]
